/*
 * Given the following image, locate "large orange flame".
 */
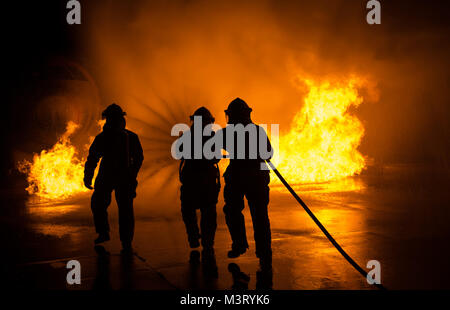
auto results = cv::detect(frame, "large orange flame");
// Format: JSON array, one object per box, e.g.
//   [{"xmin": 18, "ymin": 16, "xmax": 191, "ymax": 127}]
[
  {"xmin": 17, "ymin": 121, "xmax": 89, "ymax": 200},
  {"xmin": 18, "ymin": 77, "xmax": 367, "ymax": 199},
  {"xmin": 273, "ymin": 77, "xmax": 366, "ymax": 185}
]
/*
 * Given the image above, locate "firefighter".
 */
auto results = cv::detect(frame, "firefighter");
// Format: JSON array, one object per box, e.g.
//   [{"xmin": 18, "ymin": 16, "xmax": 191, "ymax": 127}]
[
  {"xmin": 84, "ymin": 103, "xmax": 144, "ymax": 252},
  {"xmin": 220, "ymin": 98, "xmax": 273, "ymax": 270},
  {"xmin": 178, "ymin": 107, "xmax": 220, "ymax": 258}
]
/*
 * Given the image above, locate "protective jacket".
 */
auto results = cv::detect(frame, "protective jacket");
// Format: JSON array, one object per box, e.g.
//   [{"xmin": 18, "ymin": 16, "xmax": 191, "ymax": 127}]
[{"xmin": 85, "ymin": 123, "xmax": 144, "ymax": 191}]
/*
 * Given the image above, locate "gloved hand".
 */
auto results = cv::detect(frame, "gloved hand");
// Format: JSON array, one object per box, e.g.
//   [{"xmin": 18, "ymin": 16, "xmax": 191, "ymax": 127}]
[{"xmin": 84, "ymin": 177, "xmax": 94, "ymax": 190}]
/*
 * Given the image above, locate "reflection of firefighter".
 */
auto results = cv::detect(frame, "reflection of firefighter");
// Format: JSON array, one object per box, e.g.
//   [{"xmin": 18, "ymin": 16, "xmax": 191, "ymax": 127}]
[
  {"xmin": 220, "ymin": 98, "xmax": 273, "ymax": 270},
  {"xmin": 179, "ymin": 107, "xmax": 220, "ymax": 255},
  {"xmin": 84, "ymin": 104, "xmax": 144, "ymax": 252}
]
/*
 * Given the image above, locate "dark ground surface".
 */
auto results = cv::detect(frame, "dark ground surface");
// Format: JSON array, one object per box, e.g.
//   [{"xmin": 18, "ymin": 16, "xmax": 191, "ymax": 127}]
[{"xmin": 1, "ymin": 164, "xmax": 450, "ymax": 290}]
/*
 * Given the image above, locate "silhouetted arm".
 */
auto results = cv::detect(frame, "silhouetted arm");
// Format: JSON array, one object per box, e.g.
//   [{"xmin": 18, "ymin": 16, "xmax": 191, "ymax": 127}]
[
  {"xmin": 131, "ymin": 134, "xmax": 144, "ymax": 178},
  {"xmin": 84, "ymin": 135, "xmax": 103, "ymax": 188},
  {"xmin": 265, "ymin": 128, "xmax": 273, "ymax": 160},
  {"xmin": 209, "ymin": 130, "xmax": 221, "ymax": 164},
  {"xmin": 218, "ymin": 127, "xmax": 229, "ymax": 159},
  {"xmin": 260, "ymin": 125, "xmax": 273, "ymax": 161}
]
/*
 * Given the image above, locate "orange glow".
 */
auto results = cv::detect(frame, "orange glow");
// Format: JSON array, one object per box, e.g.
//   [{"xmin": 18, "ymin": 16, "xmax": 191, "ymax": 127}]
[
  {"xmin": 273, "ymin": 77, "xmax": 366, "ymax": 185},
  {"xmin": 17, "ymin": 121, "xmax": 89, "ymax": 200}
]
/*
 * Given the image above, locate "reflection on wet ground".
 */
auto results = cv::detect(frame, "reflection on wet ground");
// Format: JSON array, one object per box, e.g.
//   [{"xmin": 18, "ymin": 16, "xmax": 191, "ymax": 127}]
[{"xmin": 2, "ymin": 164, "xmax": 450, "ymax": 289}]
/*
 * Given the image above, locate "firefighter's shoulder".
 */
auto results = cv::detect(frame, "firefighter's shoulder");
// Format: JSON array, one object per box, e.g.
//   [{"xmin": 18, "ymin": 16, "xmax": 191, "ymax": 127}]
[{"xmin": 125, "ymin": 129, "xmax": 139, "ymax": 138}]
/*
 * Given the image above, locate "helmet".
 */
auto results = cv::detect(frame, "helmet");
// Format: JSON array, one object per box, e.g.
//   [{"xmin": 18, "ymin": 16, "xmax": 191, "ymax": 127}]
[
  {"xmin": 190, "ymin": 106, "xmax": 215, "ymax": 123},
  {"xmin": 225, "ymin": 97, "xmax": 252, "ymax": 116},
  {"xmin": 102, "ymin": 103, "xmax": 126, "ymax": 119}
]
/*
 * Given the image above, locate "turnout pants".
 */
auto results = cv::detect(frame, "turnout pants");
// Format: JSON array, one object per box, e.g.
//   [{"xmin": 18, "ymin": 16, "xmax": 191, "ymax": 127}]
[
  {"xmin": 91, "ymin": 181, "xmax": 136, "ymax": 245},
  {"xmin": 180, "ymin": 182, "xmax": 219, "ymax": 249},
  {"xmin": 223, "ymin": 168, "xmax": 271, "ymax": 259}
]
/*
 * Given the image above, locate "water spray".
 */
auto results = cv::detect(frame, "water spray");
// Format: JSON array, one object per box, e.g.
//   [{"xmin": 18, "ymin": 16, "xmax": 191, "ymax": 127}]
[{"xmin": 266, "ymin": 160, "xmax": 386, "ymax": 290}]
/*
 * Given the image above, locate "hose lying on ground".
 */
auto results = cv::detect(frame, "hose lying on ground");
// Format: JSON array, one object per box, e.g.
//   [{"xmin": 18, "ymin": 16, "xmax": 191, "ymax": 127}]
[{"xmin": 266, "ymin": 160, "xmax": 386, "ymax": 290}]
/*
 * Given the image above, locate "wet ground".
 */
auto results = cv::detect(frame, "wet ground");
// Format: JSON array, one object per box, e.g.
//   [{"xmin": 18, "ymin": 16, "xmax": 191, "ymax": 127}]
[{"xmin": 2, "ymin": 164, "xmax": 450, "ymax": 290}]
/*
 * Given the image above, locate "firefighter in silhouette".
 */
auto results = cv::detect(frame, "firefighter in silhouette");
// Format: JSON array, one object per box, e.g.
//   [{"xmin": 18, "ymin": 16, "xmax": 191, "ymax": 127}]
[
  {"xmin": 84, "ymin": 104, "xmax": 144, "ymax": 252},
  {"xmin": 220, "ymin": 98, "xmax": 273, "ymax": 270},
  {"xmin": 178, "ymin": 107, "xmax": 220, "ymax": 259}
]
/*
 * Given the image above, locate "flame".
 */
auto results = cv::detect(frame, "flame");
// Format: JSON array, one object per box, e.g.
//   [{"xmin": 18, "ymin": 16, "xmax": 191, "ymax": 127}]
[
  {"xmin": 17, "ymin": 121, "xmax": 89, "ymax": 200},
  {"xmin": 273, "ymin": 77, "xmax": 366, "ymax": 185}
]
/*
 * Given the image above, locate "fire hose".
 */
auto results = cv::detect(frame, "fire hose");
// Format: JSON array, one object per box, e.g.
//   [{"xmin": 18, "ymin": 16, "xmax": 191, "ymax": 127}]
[{"xmin": 266, "ymin": 160, "xmax": 386, "ymax": 290}]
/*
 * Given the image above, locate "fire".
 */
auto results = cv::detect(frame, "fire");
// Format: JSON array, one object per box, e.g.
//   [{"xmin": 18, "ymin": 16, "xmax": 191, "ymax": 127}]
[
  {"xmin": 17, "ymin": 121, "xmax": 89, "ymax": 200},
  {"xmin": 273, "ymin": 77, "xmax": 366, "ymax": 185}
]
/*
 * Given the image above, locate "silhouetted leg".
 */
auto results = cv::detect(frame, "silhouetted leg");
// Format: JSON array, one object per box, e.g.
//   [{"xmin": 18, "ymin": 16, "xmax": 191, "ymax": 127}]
[
  {"xmin": 181, "ymin": 185, "xmax": 200, "ymax": 247},
  {"xmin": 200, "ymin": 203, "xmax": 217, "ymax": 249},
  {"xmin": 247, "ymin": 173, "xmax": 272, "ymax": 261},
  {"xmin": 247, "ymin": 196, "xmax": 271, "ymax": 259},
  {"xmin": 181, "ymin": 203, "xmax": 200, "ymax": 247},
  {"xmin": 91, "ymin": 187, "xmax": 113, "ymax": 235},
  {"xmin": 115, "ymin": 184, "xmax": 135, "ymax": 248},
  {"xmin": 223, "ymin": 181, "xmax": 248, "ymax": 251}
]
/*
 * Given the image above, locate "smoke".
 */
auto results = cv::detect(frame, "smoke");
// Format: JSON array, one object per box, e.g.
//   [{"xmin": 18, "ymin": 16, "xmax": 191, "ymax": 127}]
[{"xmin": 73, "ymin": 0, "xmax": 450, "ymax": 211}]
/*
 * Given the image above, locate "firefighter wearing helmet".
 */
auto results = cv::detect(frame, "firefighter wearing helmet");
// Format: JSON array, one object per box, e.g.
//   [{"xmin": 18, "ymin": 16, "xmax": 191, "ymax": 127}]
[
  {"xmin": 84, "ymin": 103, "xmax": 144, "ymax": 252},
  {"xmin": 220, "ymin": 97, "xmax": 273, "ymax": 270},
  {"xmin": 178, "ymin": 107, "xmax": 221, "ymax": 266}
]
